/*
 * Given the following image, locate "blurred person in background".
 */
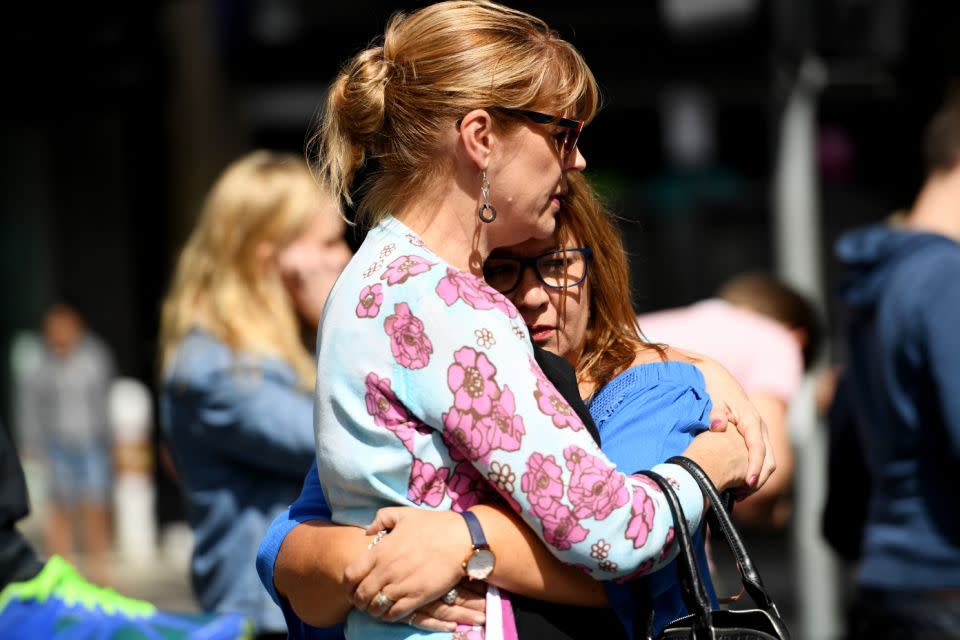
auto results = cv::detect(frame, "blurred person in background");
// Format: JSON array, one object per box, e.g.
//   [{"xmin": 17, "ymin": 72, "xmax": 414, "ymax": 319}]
[
  {"xmin": 825, "ymin": 87, "xmax": 960, "ymax": 639},
  {"xmin": 17, "ymin": 302, "xmax": 116, "ymax": 585},
  {"xmin": 0, "ymin": 416, "xmax": 252, "ymax": 637},
  {"xmin": 158, "ymin": 150, "xmax": 351, "ymax": 639},
  {"xmin": 637, "ymin": 272, "xmax": 822, "ymax": 531}
]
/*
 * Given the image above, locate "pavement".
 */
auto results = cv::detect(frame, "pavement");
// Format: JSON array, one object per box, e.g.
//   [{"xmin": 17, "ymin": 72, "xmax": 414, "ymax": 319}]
[{"xmin": 18, "ymin": 510, "xmax": 199, "ymax": 613}]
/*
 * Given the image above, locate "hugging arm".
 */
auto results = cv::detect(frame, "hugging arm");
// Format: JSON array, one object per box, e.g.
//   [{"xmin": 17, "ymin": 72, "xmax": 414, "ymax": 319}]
[
  {"xmin": 663, "ymin": 345, "xmax": 776, "ymax": 495},
  {"xmin": 263, "ymin": 462, "xmax": 597, "ymax": 631}
]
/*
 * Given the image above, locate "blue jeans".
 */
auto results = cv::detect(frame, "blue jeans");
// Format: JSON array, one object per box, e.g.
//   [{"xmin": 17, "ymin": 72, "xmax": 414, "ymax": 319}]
[{"xmin": 47, "ymin": 442, "xmax": 110, "ymax": 506}]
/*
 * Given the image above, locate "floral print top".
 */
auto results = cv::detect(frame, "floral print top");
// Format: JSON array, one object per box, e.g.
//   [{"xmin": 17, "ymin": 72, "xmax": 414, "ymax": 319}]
[{"xmin": 314, "ymin": 216, "xmax": 705, "ymax": 639}]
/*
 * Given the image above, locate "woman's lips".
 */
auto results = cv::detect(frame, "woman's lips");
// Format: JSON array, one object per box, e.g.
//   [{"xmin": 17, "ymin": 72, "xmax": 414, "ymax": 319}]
[{"xmin": 528, "ymin": 325, "xmax": 555, "ymax": 342}]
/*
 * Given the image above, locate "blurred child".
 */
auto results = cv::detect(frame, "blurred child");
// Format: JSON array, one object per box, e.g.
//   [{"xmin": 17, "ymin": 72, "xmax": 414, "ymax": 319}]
[{"xmin": 18, "ymin": 302, "xmax": 115, "ymax": 583}]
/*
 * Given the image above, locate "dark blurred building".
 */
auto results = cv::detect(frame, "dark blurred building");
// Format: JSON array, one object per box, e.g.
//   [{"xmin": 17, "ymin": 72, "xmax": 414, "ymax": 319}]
[{"xmin": 1, "ymin": 0, "xmax": 957, "ymax": 525}]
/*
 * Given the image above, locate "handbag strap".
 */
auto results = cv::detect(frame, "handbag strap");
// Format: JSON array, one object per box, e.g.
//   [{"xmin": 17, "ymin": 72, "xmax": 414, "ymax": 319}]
[
  {"xmin": 635, "ymin": 470, "xmax": 716, "ymax": 640},
  {"xmin": 666, "ymin": 455, "xmax": 782, "ymax": 616}
]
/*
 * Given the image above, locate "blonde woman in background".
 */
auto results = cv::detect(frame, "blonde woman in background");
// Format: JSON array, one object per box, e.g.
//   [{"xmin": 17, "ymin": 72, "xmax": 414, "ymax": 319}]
[{"xmin": 158, "ymin": 150, "xmax": 351, "ymax": 639}]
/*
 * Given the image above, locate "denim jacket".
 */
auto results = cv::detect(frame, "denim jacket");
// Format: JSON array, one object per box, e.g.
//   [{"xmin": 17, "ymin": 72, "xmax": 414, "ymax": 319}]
[{"xmin": 160, "ymin": 329, "xmax": 316, "ymax": 632}]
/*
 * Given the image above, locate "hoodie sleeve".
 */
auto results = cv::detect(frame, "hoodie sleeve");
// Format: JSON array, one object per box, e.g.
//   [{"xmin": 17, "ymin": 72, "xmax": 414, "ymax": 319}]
[{"xmin": 921, "ymin": 249, "xmax": 960, "ymax": 460}]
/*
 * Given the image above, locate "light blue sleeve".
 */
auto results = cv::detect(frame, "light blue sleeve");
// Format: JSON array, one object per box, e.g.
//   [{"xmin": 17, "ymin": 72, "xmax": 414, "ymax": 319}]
[{"xmin": 389, "ymin": 285, "xmax": 706, "ymax": 578}]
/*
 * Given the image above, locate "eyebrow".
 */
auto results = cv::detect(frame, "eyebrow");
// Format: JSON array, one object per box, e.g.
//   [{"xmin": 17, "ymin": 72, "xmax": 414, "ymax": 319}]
[{"xmin": 488, "ymin": 246, "xmax": 563, "ymax": 259}]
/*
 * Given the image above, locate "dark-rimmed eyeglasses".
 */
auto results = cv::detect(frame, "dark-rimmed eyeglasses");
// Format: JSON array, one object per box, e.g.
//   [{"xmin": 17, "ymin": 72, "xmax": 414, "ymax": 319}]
[
  {"xmin": 455, "ymin": 107, "xmax": 585, "ymax": 164},
  {"xmin": 483, "ymin": 247, "xmax": 592, "ymax": 295},
  {"xmin": 494, "ymin": 107, "xmax": 584, "ymax": 164}
]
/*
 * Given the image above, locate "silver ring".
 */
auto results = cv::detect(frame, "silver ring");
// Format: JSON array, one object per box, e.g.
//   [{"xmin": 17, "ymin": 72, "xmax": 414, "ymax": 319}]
[
  {"xmin": 442, "ymin": 587, "xmax": 458, "ymax": 605},
  {"xmin": 372, "ymin": 591, "xmax": 394, "ymax": 611},
  {"xmin": 405, "ymin": 612, "xmax": 418, "ymax": 627}
]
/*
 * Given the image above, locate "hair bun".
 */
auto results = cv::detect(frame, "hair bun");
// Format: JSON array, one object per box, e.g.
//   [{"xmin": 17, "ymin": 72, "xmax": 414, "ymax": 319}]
[
  {"xmin": 329, "ymin": 45, "xmax": 396, "ymax": 146},
  {"xmin": 359, "ymin": 46, "xmax": 395, "ymax": 85}
]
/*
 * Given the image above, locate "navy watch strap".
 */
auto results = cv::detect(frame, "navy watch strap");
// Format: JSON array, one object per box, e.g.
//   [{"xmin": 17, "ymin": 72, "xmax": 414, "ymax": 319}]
[{"xmin": 460, "ymin": 510, "xmax": 488, "ymax": 548}]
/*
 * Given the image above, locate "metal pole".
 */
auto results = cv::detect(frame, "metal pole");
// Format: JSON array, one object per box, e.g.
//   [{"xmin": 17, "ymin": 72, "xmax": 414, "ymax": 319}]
[{"xmin": 772, "ymin": 55, "xmax": 842, "ymax": 640}]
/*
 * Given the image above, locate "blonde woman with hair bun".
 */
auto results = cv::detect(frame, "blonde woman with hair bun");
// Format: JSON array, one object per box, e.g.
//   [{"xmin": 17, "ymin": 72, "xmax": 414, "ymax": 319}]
[
  {"xmin": 158, "ymin": 149, "xmax": 351, "ymax": 638},
  {"xmin": 258, "ymin": 3, "xmax": 774, "ymax": 639}
]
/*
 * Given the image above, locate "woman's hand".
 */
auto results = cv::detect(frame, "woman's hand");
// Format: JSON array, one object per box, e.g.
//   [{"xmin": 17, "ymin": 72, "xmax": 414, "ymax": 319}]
[
  {"xmin": 403, "ymin": 580, "xmax": 487, "ymax": 632},
  {"xmin": 682, "ymin": 426, "xmax": 765, "ymax": 496},
  {"xmin": 667, "ymin": 347, "xmax": 776, "ymax": 494},
  {"xmin": 344, "ymin": 506, "xmax": 485, "ymax": 627}
]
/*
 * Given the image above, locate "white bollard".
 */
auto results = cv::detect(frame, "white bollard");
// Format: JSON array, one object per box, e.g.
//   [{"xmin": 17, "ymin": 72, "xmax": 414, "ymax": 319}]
[{"xmin": 108, "ymin": 378, "xmax": 157, "ymax": 568}]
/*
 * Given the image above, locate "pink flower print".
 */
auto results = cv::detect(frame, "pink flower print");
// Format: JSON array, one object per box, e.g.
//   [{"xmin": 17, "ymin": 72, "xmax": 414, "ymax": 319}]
[
  {"xmin": 435, "ymin": 268, "xmax": 518, "ymax": 318},
  {"xmin": 447, "ymin": 462, "xmax": 496, "ymax": 513},
  {"xmin": 448, "ymin": 347, "xmax": 500, "ymax": 415},
  {"xmin": 355, "ymin": 284, "xmax": 384, "ymax": 318},
  {"xmin": 564, "ymin": 445, "xmax": 629, "ymax": 520},
  {"xmin": 384, "ymin": 303, "xmax": 433, "ymax": 369},
  {"xmin": 572, "ymin": 564, "xmax": 595, "ymax": 575},
  {"xmin": 452, "ymin": 626, "xmax": 484, "ymax": 640},
  {"xmin": 364, "ymin": 373, "xmax": 417, "ymax": 452},
  {"xmin": 625, "ymin": 484, "xmax": 657, "ymax": 549},
  {"xmin": 529, "ymin": 356, "xmax": 550, "ymax": 385},
  {"xmin": 521, "ymin": 453, "xmax": 564, "ymax": 516},
  {"xmin": 487, "ymin": 461, "xmax": 516, "ymax": 494},
  {"xmin": 534, "ymin": 380, "xmax": 584, "ymax": 431},
  {"xmin": 659, "ymin": 527, "xmax": 676, "ymax": 561},
  {"xmin": 615, "ymin": 558, "xmax": 656, "ymax": 584},
  {"xmin": 538, "ymin": 501, "xmax": 589, "ymax": 551},
  {"xmin": 474, "ymin": 327, "xmax": 495, "ymax": 349},
  {"xmin": 380, "ymin": 255, "xmax": 434, "ymax": 285},
  {"xmin": 407, "ymin": 458, "xmax": 449, "ymax": 507},
  {"xmin": 363, "ymin": 259, "xmax": 384, "ymax": 278},
  {"xmin": 599, "ymin": 560, "xmax": 619, "ymax": 573},
  {"xmin": 591, "ymin": 539, "xmax": 611, "ymax": 561},
  {"xmin": 442, "ymin": 408, "xmax": 491, "ymax": 461},
  {"xmin": 405, "ymin": 232, "xmax": 425, "ymax": 248},
  {"xmin": 477, "ymin": 386, "xmax": 525, "ymax": 453}
]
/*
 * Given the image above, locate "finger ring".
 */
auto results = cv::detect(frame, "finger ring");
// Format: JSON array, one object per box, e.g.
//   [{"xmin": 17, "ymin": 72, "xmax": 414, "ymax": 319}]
[
  {"xmin": 367, "ymin": 529, "xmax": 388, "ymax": 550},
  {"xmin": 405, "ymin": 612, "xmax": 418, "ymax": 627},
  {"xmin": 442, "ymin": 587, "xmax": 458, "ymax": 605},
  {"xmin": 372, "ymin": 591, "xmax": 394, "ymax": 610}
]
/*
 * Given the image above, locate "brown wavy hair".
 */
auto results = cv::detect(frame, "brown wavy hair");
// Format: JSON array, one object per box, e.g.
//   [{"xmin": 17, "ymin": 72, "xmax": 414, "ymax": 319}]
[{"xmin": 556, "ymin": 173, "xmax": 665, "ymax": 391}]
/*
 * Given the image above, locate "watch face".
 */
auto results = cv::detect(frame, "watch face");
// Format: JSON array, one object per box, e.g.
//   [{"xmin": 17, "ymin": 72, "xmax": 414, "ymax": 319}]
[{"xmin": 466, "ymin": 549, "xmax": 495, "ymax": 580}]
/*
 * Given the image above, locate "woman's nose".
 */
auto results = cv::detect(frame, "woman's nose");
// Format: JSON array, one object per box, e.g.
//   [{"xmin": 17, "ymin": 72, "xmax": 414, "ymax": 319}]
[
  {"xmin": 511, "ymin": 265, "xmax": 549, "ymax": 310},
  {"xmin": 564, "ymin": 146, "xmax": 587, "ymax": 172}
]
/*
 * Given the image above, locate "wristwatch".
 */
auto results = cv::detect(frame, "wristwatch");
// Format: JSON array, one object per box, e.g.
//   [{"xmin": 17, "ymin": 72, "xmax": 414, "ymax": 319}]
[{"xmin": 460, "ymin": 510, "xmax": 495, "ymax": 580}]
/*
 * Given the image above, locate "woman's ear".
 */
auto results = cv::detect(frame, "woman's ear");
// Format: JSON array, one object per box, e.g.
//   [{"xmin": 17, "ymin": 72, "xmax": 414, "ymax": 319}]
[{"xmin": 457, "ymin": 108, "xmax": 496, "ymax": 170}]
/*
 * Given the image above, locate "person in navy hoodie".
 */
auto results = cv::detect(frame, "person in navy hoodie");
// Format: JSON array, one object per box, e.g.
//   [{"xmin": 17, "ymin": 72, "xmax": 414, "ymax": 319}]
[{"xmin": 827, "ymin": 87, "xmax": 960, "ymax": 639}]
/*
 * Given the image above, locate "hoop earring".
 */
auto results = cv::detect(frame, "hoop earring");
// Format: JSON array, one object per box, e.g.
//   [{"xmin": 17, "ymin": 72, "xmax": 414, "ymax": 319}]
[{"xmin": 478, "ymin": 171, "xmax": 497, "ymax": 223}]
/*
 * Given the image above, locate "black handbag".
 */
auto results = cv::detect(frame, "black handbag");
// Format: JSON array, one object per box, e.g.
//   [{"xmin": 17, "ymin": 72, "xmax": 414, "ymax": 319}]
[{"xmin": 632, "ymin": 456, "xmax": 791, "ymax": 640}]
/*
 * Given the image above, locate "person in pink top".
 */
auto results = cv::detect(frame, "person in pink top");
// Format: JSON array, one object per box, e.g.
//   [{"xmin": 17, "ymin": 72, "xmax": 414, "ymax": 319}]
[{"xmin": 637, "ymin": 272, "xmax": 821, "ymax": 529}]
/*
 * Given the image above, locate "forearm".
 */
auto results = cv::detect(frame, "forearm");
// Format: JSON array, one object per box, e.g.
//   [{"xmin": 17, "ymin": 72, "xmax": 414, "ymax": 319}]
[
  {"xmin": 470, "ymin": 503, "xmax": 608, "ymax": 607},
  {"xmin": 733, "ymin": 393, "xmax": 794, "ymax": 529},
  {"xmin": 274, "ymin": 521, "xmax": 371, "ymax": 627}
]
